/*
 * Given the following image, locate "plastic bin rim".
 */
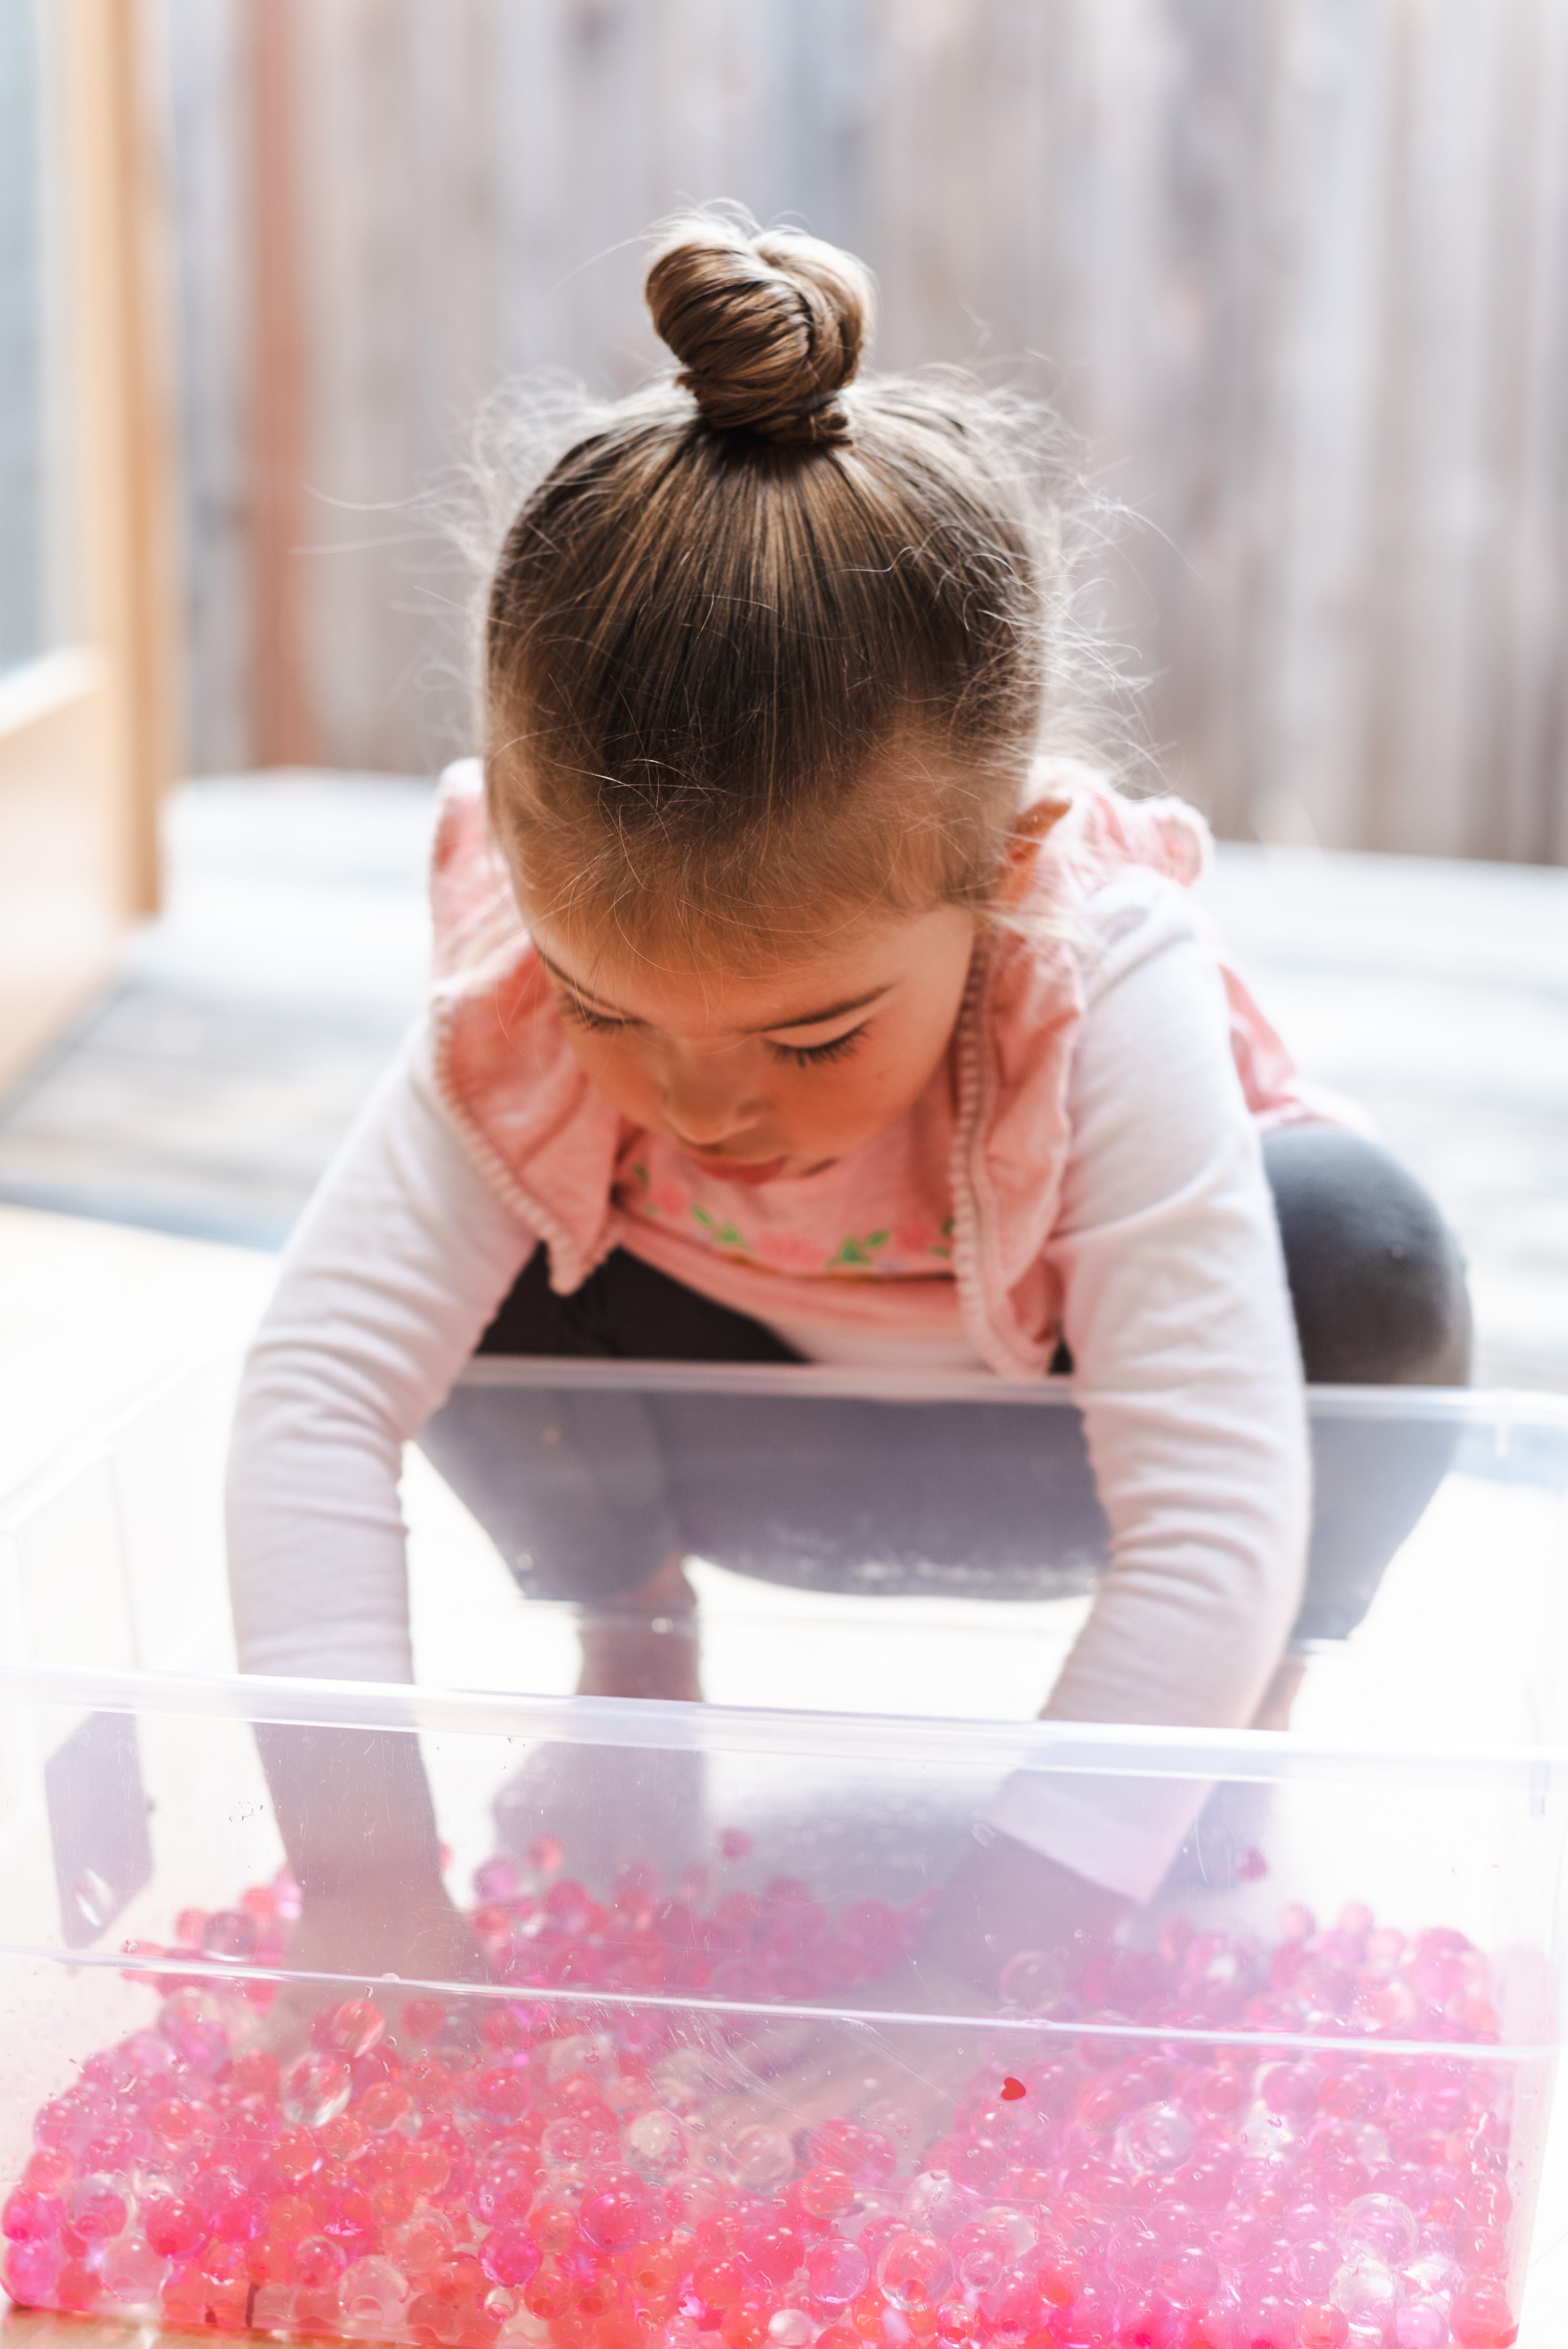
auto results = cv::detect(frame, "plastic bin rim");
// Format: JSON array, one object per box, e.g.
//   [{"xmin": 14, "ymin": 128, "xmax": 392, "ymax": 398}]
[
  {"xmin": 5, "ymin": 1661, "xmax": 1568, "ymax": 1792},
  {"xmin": 448, "ymin": 1360, "xmax": 1568, "ymax": 1424},
  {"xmin": 1, "ymin": 1944, "xmax": 1550, "ymax": 2060},
  {"xmin": 1, "ymin": 1364, "xmax": 1562, "ymax": 1536}
]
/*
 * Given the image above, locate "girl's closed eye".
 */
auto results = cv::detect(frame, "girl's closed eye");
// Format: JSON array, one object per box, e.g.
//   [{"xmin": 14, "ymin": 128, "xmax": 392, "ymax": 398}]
[
  {"xmin": 557, "ymin": 994, "xmax": 630, "ymax": 1035},
  {"xmin": 556, "ymin": 976, "xmax": 870, "ymax": 1069},
  {"xmin": 766, "ymin": 1025, "xmax": 869, "ymax": 1069}
]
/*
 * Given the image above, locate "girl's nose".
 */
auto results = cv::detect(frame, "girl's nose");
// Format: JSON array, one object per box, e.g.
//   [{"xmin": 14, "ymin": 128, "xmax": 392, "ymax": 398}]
[{"xmin": 661, "ymin": 1065, "xmax": 762, "ymax": 1150}]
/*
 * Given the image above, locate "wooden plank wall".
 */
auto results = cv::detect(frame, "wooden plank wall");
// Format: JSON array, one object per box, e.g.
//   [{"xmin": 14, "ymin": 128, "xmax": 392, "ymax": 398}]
[{"xmin": 163, "ymin": 0, "xmax": 1568, "ymax": 861}]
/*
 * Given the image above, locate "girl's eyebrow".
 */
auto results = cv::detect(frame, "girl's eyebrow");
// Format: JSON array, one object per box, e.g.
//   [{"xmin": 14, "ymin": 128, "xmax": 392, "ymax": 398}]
[{"xmin": 538, "ymin": 951, "xmax": 893, "ymax": 1034}]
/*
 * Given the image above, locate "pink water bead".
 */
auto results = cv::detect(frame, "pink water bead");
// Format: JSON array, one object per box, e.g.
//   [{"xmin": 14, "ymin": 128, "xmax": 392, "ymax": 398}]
[
  {"xmin": 3, "ymin": 2239, "xmax": 64, "ymax": 2304},
  {"xmin": 1260, "ymin": 2060, "xmax": 1325, "ymax": 2120},
  {"xmin": 195, "ymin": 2174, "xmax": 262, "ymax": 2251},
  {"xmin": 0, "ymin": 1847, "xmax": 1538, "ymax": 2349},
  {"xmin": 52, "ymin": 2258, "xmax": 102, "ymax": 2313},
  {"xmin": 476, "ymin": 2225, "xmax": 540, "ymax": 2288},
  {"xmin": 1296, "ymin": 2303, "xmax": 1350, "ymax": 2347},
  {"xmin": 19, "ymin": 2149, "xmax": 73, "ymax": 2200},
  {"xmin": 878, "ymin": 2231, "xmax": 952, "ymax": 2311},
  {"xmin": 741, "ymin": 2216, "xmax": 804, "ymax": 2288},
  {"xmin": 1395, "ymin": 2307, "xmax": 1455, "ymax": 2349},
  {"xmin": 200, "ymin": 1909, "xmax": 259, "ymax": 1961},
  {"xmin": 1157, "ymin": 2242, "xmax": 1220, "ymax": 2307},
  {"xmin": 1451, "ymin": 2283, "xmax": 1521, "ymax": 2346},
  {"xmin": 579, "ymin": 2172, "xmax": 648, "ymax": 2252},
  {"xmin": 472, "ymin": 1856, "xmax": 520, "ymax": 1905},
  {"xmin": 319, "ymin": 1997, "xmax": 387, "ymax": 2059},
  {"xmin": 975, "ymin": 2267, "xmax": 1051, "ymax": 2340},
  {"xmin": 3, "ymin": 2188, "xmax": 63, "ymax": 2245},
  {"xmin": 142, "ymin": 2193, "xmax": 207, "ymax": 2260}
]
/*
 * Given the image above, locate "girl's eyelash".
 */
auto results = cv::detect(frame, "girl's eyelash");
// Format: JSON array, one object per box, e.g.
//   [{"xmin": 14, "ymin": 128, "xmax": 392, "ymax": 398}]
[
  {"xmin": 767, "ymin": 1024, "xmax": 868, "ymax": 1069},
  {"xmin": 559, "ymin": 996, "xmax": 627, "ymax": 1034},
  {"xmin": 560, "ymin": 988, "xmax": 866, "ymax": 1067}
]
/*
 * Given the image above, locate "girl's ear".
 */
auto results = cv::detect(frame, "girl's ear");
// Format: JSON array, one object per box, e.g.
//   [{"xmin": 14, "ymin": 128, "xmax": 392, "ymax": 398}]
[{"xmin": 995, "ymin": 794, "xmax": 1072, "ymax": 909}]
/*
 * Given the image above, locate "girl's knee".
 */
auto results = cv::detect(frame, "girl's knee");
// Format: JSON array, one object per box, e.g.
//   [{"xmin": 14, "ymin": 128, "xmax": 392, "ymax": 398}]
[{"xmin": 1262, "ymin": 1125, "xmax": 1472, "ymax": 1387}]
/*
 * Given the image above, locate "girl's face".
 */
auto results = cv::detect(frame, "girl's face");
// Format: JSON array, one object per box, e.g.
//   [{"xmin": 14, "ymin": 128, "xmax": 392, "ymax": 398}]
[{"xmin": 526, "ymin": 901, "xmax": 980, "ymax": 1181}]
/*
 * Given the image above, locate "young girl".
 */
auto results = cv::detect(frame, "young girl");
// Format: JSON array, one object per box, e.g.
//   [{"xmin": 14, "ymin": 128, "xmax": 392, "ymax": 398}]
[{"xmin": 227, "ymin": 215, "xmax": 1469, "ymax": 1994}]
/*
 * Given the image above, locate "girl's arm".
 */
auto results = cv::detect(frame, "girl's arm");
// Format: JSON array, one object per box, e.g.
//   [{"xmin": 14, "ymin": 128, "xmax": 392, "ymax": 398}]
[
  {"xmin": 979, "ymin": 873, "xmax": 1311, "ymax": 1920},
  {"xmin": 226, "ymin": 1021, "xmax": 534, "ymax": 1927},
  {"xmin": 227, "ymin": 1018, "xmax": 533, "ymax": 1684}
]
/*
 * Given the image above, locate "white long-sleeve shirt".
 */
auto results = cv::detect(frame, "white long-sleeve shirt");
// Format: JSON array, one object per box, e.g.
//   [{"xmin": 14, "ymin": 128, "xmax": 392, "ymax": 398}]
[{"xmin": 227, "ymin": 878, "xmax": 1310, "ymax": 1897}]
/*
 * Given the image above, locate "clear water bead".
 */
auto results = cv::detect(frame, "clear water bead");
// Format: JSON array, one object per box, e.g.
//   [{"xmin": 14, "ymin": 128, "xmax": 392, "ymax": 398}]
[
  {"xmin": 280, "ymin": 2052, "xmax": 352, "ymax": 2129},
  {"xmin": 96, "ymin": 2237, "xmax": 166, "ymax": 2306},
  {"xmin": 1332, "ymin": 2254, "xmax": 1398, "ymax": 2324},
  {"xmin": 1119, "ymin": 2102, "xmax": 1195, "ymax": 2173},
  {"xmin": 625, "ymin": 2106, "xmax": 685, "ymax": 2168},
  {"xmin": 543, "ymin": 2030, "xmax": 614, "ymax": 2086},
  {"xmin": 649, "ymin": 2048, "xmax": 715, "ymax": 2112},
  {"xmin": 336, "ymin": 2257, "xmax": 409, "ymax": 2336},
  {"xmin": 1344, "ymin": 2194, "xmax": 1419, "ymax": 2266},
  {"xmin": 719, "ymin": 2124, "xmax": 794, "ymax": 2188}
]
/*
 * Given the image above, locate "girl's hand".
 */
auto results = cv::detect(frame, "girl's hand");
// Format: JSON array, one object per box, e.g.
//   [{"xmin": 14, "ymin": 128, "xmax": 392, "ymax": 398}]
[
  {"xmin": 265, "ymin": 1878, "xmax": 490, "ymax": 2057},
  {"xmin": 914, "ymin": 1832, "xmax": 1131, "ymax": 2000},
  {"xmin": 282, "ymin": 1879, "xmax": 490, "ymax": 1992},
  {"xmin": 694, "ymin": 1954, "xmax": 997, "ymax": 2172},
  {"xmin": 251, "ymin": 1721, "xmax": 486, "ymax": 2052},
  {"xmin": 690, "ymin": 1836, "xmax": 1130, "ymax": 2166},
  {"xmin": 493, "ymin": 1737, "xmax": 710, "ymax": 1900}
]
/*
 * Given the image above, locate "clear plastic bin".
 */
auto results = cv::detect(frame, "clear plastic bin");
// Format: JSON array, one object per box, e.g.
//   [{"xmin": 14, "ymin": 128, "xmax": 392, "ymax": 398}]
[
  {"xmin": 0, "ymin": 1667, "xmax": 1562, "ymax": 2347},
  {"xmin": 0, "ymin": 1366, "xmax": 1566, "ymax": 2341}
]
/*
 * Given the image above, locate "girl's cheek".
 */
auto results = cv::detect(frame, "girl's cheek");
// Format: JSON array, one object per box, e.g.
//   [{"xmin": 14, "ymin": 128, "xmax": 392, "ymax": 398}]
[
  {"xmin": 565, "ymin": 1033, "xmax": 650, "ymax": 1109},
  {"xmin": 788, "ymin": 1055, "xmax": 893, "ymax": 1129},
  {"xmin": 608, "ymin": 1050, "xmax": 663, "ymax": 1117}
]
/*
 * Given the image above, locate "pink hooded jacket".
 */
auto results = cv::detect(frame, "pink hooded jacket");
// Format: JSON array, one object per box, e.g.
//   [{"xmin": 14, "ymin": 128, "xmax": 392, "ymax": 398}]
[{"xmin": 428, "ymin": 759, "xmax": 1330, "ymax": 1378}]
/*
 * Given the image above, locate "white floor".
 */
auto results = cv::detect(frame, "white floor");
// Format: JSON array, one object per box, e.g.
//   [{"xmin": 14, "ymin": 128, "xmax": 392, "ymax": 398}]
[{"xmin": 0, "ymin": 1207, "xmax": 275, "ymax": 1503}]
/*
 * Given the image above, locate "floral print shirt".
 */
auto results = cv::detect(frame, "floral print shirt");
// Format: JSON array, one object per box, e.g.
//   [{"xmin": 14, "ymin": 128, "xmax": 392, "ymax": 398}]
[{"xmin": 612, "ymin": 1061, "xmax": 959, "ymax": 1290}]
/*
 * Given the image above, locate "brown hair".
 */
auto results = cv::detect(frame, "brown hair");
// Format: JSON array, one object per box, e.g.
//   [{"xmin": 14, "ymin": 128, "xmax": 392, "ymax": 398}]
[{"xmin": 482, "ymin": 211, "xmax": 1099, "ymax": 963}]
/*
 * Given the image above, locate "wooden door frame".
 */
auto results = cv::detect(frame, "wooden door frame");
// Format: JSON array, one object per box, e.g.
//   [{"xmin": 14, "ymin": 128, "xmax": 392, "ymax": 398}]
[{"xmin": 0, "ymin": 0, "xmax": 181, "ymax": 1093}]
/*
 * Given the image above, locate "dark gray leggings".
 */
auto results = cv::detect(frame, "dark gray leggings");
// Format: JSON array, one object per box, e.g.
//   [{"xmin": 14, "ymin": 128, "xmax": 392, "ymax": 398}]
[{"xmin": 418, "ymin": 1127, "xmax": 1473, "ymax": 1644}]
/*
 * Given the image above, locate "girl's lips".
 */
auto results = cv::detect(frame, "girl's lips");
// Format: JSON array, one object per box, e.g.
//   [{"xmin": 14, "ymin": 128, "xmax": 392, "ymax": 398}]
[{"xmin": 689, "ymin": 1154, "xmax": 787, "ymax": 1187}]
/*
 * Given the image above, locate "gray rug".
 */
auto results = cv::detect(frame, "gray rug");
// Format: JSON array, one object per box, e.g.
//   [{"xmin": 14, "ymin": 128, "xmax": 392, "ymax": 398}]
[
  {"xmin": 0, "ymin": 976, "xmax": 412, "ymax": 1248},
  {"xmin": 0, "ymin": 772, "xmax": 435, "ymax": 1248}
]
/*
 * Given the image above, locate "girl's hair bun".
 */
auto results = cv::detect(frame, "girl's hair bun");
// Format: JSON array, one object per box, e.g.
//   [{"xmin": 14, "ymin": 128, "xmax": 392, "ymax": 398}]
[{"xmin": 646, "ymin": 213, "xmax": 874, "ymax": 446}]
